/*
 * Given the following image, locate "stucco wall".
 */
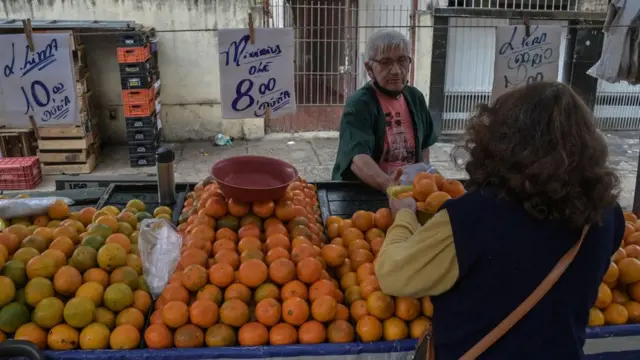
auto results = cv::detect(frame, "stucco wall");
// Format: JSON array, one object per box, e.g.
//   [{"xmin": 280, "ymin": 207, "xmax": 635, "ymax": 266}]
[{"xmin": 1, "ymin": 0, "xmax": 264, "ymax": 143}]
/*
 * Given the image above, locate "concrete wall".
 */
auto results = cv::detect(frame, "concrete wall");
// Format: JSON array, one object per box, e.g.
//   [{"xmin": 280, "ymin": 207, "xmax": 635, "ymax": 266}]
[{"xmin": 2, "ymin": 0, "xmax": 264, "ymax": 143}]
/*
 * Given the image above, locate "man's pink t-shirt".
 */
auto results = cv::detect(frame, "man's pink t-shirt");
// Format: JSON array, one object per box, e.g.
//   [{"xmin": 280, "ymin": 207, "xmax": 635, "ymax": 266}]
[{"xmin": 374, "ymin": 89, "xmax": 417, "ymax": 175}]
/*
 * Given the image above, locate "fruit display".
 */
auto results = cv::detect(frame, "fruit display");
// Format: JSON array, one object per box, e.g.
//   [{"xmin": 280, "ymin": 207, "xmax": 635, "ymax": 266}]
[
  {"xmin": 324, "ymin": 210, "xmax": 433, "ymax": 342},
  {"xmin": 148, "ymin": 177, "xmax": 352, "ymax": 348},
  {"xmin": 589, "ymin": 212, "xmax": 640, "ymax": 327},
  {"xmin": 0, "ymin": 198, "xmax": 172, "ymax": 350}
]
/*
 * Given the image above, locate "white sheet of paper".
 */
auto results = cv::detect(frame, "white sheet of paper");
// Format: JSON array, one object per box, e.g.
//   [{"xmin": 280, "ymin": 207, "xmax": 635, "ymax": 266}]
[
  {"xmin": 218, "ymin": 28, "xmax": 297, "ymax": 119},
  {"xmin": 0, "ymin": 32, "xmax": 78, "ymax": 127},
  {"xmin": 491, "ymin": 25, "xmax": 563, "ymax": 102}
]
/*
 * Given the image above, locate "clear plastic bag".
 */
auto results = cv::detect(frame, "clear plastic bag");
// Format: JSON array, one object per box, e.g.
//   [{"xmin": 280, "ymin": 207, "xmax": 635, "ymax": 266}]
[
  {"xmin": 138, "ymin": 219, "xmax": 183, "ymax": 299},
  {"xmin": 0, "ymin": 197, "xmax": 74, "ymax": 219},
  {"xmin": 398, "ymin": 163, "xmax": 439, "ymax": 185}
]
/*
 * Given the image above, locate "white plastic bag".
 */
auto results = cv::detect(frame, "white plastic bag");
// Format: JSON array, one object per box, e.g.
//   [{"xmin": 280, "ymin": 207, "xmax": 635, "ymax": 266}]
[
  {"xmin": 398, "ymin": 163, "xmax": 439, "ymax": 185},
  {"xmin": 138, "ymin": 219, "xmax": 183, "ymax": 299},
  {"xmin": 0, "ymin": 197, "xmax": 74, "ymax": 219}
]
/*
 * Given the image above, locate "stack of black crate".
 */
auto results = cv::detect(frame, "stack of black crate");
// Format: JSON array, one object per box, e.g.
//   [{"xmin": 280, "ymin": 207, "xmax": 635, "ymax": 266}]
[{"xmin": 117, "ymin": 28, "xmax": 162, "ymax": 167}]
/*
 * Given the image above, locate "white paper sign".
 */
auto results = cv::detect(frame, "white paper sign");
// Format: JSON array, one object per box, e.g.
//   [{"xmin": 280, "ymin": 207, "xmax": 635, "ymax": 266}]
[
  {"xmin": 218, "ymin": 28, "xmax": 296, "ymax": 119},
  {"xmin": 491, "ymin": 25, "xmax": 563, "ymax": 101},
  {"xmin": 0, "ymin": 32, "xmax": 78, "ymax": 127}
]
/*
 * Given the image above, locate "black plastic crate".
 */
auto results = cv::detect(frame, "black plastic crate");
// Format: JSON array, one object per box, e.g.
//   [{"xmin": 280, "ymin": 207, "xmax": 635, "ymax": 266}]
[
  {"xmin": 151, "ymin": 39, "xmax": 158, "ymax": 53},
  {"xmin": 117, "ymin": 31, "xmax": 150, "ymax": 47},
  {"xmin": 128, "ymin": 136, "xmax": 159, "ymax": 155},
  {"xmin": 129, "ymin": 153, "xmax": 156, "ymax": 168},
  {"xmin": 96, "ymin": 183, "xmax": 190, "ymax": 224},
  {"xmin": 125, "ymin": 112, "xmax": 157, "ymax": 129},
  {"xmin": 119, "ymin": 59, "xmax": 153, "ymax": 75},
  {"xmin": 121, "ymin": 71, "xmax": 154, "ymax": 90},
  {"xmin": 127, "ymin": 124, "xmax": 158, "ymax": 144}
]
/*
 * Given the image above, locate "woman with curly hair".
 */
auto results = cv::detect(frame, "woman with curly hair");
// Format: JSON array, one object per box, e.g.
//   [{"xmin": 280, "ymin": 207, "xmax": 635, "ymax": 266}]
[{"xmin": 375, "ymin": 81, "xmax": 624, "ymax": 359}]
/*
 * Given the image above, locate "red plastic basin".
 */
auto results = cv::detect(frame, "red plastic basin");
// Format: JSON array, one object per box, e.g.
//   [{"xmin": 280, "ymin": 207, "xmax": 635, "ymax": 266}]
[{"xmin": 210, "ymin": 155, "xmax": 299, "ymax": 203}]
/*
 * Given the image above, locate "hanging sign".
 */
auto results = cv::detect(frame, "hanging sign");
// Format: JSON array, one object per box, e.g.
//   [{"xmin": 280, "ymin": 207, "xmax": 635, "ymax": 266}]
[
  {"xmin": 0, "ymin": 32, "xmax": 78, "ymax": 127},
  {"xmin": 218, "ymin": 28, "xmax": 297, "ymax": 119},
  {"xmin": 491, "ymin": 25, "xmax": 563, "ymax": 102}
]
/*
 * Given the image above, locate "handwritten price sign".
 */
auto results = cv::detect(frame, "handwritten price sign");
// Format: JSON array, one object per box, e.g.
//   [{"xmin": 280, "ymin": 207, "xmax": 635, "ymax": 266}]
[
  {"xmin": 218, "ymin": 28, "xmax": 296, "ymax": 119},
  {"xmin": 0, "ymin": 32, "xmax": 78, "ymax": 127},
  {"xmin": 491, "ymin": 25, "xmax": 562, "ymax": 102}
]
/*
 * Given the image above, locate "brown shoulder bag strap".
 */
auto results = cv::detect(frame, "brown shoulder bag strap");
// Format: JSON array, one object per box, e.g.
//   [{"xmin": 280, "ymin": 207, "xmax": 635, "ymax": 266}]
[{"xmin": 459, "ymin": 224, "xmax": 591, "ymax": 360}]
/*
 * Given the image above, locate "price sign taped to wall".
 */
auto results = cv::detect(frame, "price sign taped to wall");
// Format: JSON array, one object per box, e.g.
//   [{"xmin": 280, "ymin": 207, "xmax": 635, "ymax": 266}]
[
  {"xmin": 218, "ymin": 28, "xmax": 297, "ymax": 119},
  {"xmin": 0, "ymin": 32, "xmax": 78, "ymax": 127},
  {"xmin": 491, "ymin": 25, "xmax": 563, "ymax": 102}
]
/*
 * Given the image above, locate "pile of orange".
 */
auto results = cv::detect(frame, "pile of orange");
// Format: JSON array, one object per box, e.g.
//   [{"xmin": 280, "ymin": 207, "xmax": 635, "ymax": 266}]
[
  {"xmin": 589, "ymin": 211, "xmax": 640, "ymax": 326},
  {"xmin": 0, "ymin": 199, "xmax": 155, "ymax": 350},
  {"xmin": 394, "ymin": 173, "xmax": 465, "ymax": 212},
  {"xmin": 146, "ymin": 177, "xmax": 357, "ymax": 348},
  {"xmin": 324, "ymin": 210, "xmax": 432, "ymax": 342}
]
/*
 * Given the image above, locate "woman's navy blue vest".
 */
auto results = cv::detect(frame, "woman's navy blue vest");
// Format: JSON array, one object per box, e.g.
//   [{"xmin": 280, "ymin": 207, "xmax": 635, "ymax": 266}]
[{"xmin": 432, "ymin": 189, "xmax": 624, "ymax": 359}]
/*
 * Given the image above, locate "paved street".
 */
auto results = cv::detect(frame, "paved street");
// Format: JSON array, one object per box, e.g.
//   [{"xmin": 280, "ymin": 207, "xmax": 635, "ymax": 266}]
[{"xmin": 9, "ymin": 131, "xmax": 639, "ymax": 211}]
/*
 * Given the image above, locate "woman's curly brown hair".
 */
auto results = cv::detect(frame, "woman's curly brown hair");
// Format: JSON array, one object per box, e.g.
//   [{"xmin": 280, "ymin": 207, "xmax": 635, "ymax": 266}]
[{"xmin": 454, "ymin": 81, "xmax": 620, "ymax": 227}]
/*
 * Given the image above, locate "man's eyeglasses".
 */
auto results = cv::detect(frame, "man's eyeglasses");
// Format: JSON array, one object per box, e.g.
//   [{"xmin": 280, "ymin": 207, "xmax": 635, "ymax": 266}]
[{"xmin": 372, "ymin": 56, "xmax": 412, "ymax": 68}]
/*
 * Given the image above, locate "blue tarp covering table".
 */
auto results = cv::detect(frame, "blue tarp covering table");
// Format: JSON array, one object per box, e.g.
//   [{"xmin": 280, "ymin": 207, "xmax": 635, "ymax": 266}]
[{"xmin": 37, "ymin": 324, "xmax": 640, "ymax": 360}]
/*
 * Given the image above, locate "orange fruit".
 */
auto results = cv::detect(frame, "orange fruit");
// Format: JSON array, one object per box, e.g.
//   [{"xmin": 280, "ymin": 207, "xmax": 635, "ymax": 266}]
[
  {"xmin": 618, "ymin": 257, "xmax": 640, "ymax": 284},
  {"xmin": 174, "ymin": 324, "xmax": 204, "ymax": 348},
  {"xmin": 360, "ymin": 277, "xmax": 381, "ymax": 300},
  {"xmin": 311, "ymin": 295, "xmax": 338, "ymax": 323},
  {"xmin": 219, "ymin": 299, "xmax": 250, "ymax": 327},
  {"xmin": 441, "ymin": 179, "xmax": 465, "ymax": 198},
  {"xmin": 423, "ymin": 192, "xmax": 452, "ymax": 213},
  {"xmin": 189, "ymin": 300, "xmax": 219, "ymax": 328},
  {"xmin": 116, "ymin": 308, "xmax": 145, "ymax": 330},
  {"xmin": 83, "ymin": 268, "xmax": 110, "ymax": 289},
  {"xmin": 224, "ymin": 283, "xmax": 252, "ymax": 303},
  {"xmin": 161, "ymin": 283, "xmax": 190, "ymax": 304},
  {"xmin": 238, "ymin": 259, "xmax": 268, "ymax": 288},
  {"xmin": 613, "ymin": 248, "xmax": 626, "ymax": 263},
  {"xmin": 603, "ymin": 262, "xmax": 619, "ymax": 283},
  {"xmin": 197, "ymin": 284, "xmax": 223, "ymax": 305},
  {"xmin": 297, "ymin": 257, "xmax": 323, "ymax": 285},
  {"xmin": 15, "ymin": 322, "xmax": 47, "ymax": 349},
  {"xmin": 0, "ymin": 233, "xmax": 20, "ymax": 255},
  {"xmin": 181, "ymin": 264, "xmax": 208, "ymax": 292},
  {"xmin": 265, "ymin": 247, "xmax": 290, "ymax": 265},
  {"xmin": 252, "ymin": 201, "xmax": 275, "ymax": 218},
  {"xmin": 603, "ymin": 303, "xmax": 628, "ymax": 325},
  {"xmin": 238, "ymin": 322, "xmax": 268, "ymax": 346},
  {"xmin": 373, "ymin": 208, "xmax": 393, "ymax": 231},
  {"xmin": 395, "ymin": 297, "xmax": 421, "ymax": 321},
  {"xmin": 594, "ymin": 283, "xmax": 612, "ymax": 309},
  {"xmin": 109, "ymin": 324, "xmax": 140, "ymax": 349},
  {"xmin": 282, "ymin": 296, "xmax": 310, "ymax": 326},
  {"xmin": 48, "ymin": 200, "xmax": 70, "ymax": 220},
  {"xmin": 352, "ymin": 211, "xmax": 375, "ymax": 232},
  {"xmin": 255, "ymin": 298, "xmax": 282, "ymax": 327},
  {"xmin": 281, "ymin": 280, "xmax": 308, "ymax": 301},
  {"xmin": 367, "ymin": 291, "xmax": 395, "ymax": 320},
  {"xmin": 132, "ymin": 290, "xmax": 152, "ymax": 314},
  {"xmin": 327, "ymin": 319, "xmax": 354, "ymax": 343},
  {"xmin": 144, "ymin": 324, "xmax": 173, "ymax": 349},
  {"xmin": 629, "ymin": 282, "xmax": 640, "ymax": 302},
  {"xmin": 625, "ymin": 212, "xmax": 639, "ymax": 223},
  {"xmin": 410, "ymin": 316, "xmax": 432, "ymax": 338},
  {"xmin": 624, "ymin": 244, "xmax": 640, "ymax": 258},
  {"xmin": 269, "ymin": 258, "xmax": 296, "ymax": 285},
  {"xmin": 309, "ymin": 279, "xmax": 337, "ymax": 302},
  {"xmin": 356, "ymin": 315, "xmax": 383, "ymax": 342},
  {"xmin": 612, "ymin": 288, "xmax": 630, "ymax": 304},
  {"xmin": 413, "ymin": 179, "xmax": 438, "ymax": 201},
  {"xmin": 162, "ymin": 301, "xmax": 189, "ymax": 329},
  {"xmin": 205, "ymin": 323, "xmax": 237, "ymax": 347},
  {"xmin": 269, "ymin": 323, "xmax": 297, "ymax": 345},
  {"xmin": 105, "ymin": 234, "xmax": 132, "ymax": 253},
  {"xmin": 228, "ymin": 199, "xmax": 250, "ymax": 217},
  {"xmin": 624, "ymin": 301, "xmax": 640, "ymax": 323},
  {"xmin": 383, "ymin": 316, "xmax": 409, "ymax": 340},
  {"xmin": 208, "ymin": 263, "xmax": 235, "ymax": 288},
  {"xmin": 350, "ymin": 300, "xmax": 370, "ymax": 320},
  {"xmin": 298, "ymin": 320, "xmax": 326, "ymax": 344}
]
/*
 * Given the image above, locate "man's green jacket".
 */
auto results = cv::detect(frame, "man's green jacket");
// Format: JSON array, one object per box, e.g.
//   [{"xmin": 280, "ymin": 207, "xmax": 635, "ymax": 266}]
[{"xmin": 331, "ymin": 82, "xmax": 437, "ymax": 181}]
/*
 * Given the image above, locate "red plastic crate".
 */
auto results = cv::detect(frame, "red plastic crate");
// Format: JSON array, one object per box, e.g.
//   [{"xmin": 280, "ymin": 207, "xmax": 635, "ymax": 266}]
[{"xmin": 0, "ymin": 157, "xmax": 42, "ymax": 190}]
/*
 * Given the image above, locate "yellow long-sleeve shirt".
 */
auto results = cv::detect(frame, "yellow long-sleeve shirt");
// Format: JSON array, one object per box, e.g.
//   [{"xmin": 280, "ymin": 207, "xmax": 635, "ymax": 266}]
[{"xmin": 374, "ymin": 209, "xmax": 460, "ymax": 298}]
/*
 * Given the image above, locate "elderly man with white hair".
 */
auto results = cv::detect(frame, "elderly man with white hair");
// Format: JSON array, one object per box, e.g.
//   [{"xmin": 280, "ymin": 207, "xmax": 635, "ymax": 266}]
[{"xmin": 331, "ymin": 29, "xmax": 437, "ymax": 191}]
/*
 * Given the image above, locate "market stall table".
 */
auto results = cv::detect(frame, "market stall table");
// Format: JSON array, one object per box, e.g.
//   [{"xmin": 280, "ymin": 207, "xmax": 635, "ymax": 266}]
[{"xmin": 1, "ymin": 178, "xmax": 639, "ymax": 360}]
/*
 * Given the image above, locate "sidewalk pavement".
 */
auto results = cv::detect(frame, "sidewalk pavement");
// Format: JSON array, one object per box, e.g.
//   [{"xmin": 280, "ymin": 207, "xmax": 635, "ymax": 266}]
[{"xmin": 12, "ymin": 131, "xmax": 640, "ymax": 211}]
